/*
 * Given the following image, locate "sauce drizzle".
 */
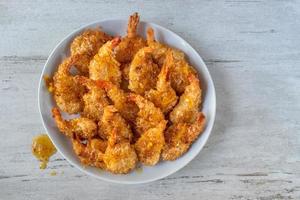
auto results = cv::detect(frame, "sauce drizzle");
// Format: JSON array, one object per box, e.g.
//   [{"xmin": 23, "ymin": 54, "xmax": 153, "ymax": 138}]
[{"xmin": 32, "ymin": 134, "xmax": 57, "ymax": 169}]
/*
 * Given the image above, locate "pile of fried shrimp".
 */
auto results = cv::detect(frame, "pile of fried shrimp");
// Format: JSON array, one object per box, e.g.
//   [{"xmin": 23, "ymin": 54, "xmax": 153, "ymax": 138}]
[{"xmin": 46, "ymin": 13, "xmax": 206, "ymax": 174}]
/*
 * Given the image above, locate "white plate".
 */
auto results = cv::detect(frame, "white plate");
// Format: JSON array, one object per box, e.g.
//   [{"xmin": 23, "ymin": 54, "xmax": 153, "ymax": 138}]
[{"xmin": 38, "ymin": 19, "xmax": 216, "ymax": 184}]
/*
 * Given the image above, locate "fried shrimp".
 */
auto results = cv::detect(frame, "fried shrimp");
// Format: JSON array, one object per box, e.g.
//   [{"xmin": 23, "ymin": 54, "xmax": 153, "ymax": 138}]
[
  {"xmin": 134, "ymin": 121, "xmax": 166, "ymax": 165},
  {"xmin": 97, "ymin": 80, "xmax": 138, "ymax": 123},
  {"xmin": 126, "ymin": 28, "xmax": 184, "ymax": 96},
  {"xmin": 147, "ymin": 28, "xmax": 196, "ymax": 94},
  {"xmin": 115, "ymin": 13, "xmax": 147, "ymax": 92},
  {"xmin": 145, "ymin": 51, "xmax": 178, "ymax": 113},
  {"xmin": 162, "ymin": 112, "xmax": 206, "ymax": 161},
  {"xmin": 89, "ymin": 37, "xmax": 122, "ymax": 85},
  {"xmin": 70, "ymin": 28, "xmax": 113, "ymax": 57},
  {"xmin": 53, "ymin": 55, "xmax": 86, "ymax": 114},
  {"xmin": 115, "ymin": 12, "xmax": 147, "ymax": 64},
  {"xmin": 74, "ymin": 76, "xmax": 109, "ymax": 121},
  {"xmin": 128, "ymin": 94, "xmax": 165, "ymax": 135},
  {"xmin": 169, "ymin": 74, "xmax": 201, "ymax": 124},
  {"xmin": 72, "ymin": 138, "xmax": 107, "ymax": 169},
  {"xmin": 70, "ymin": 28, "xmax": 113, "ymax": 75},
  {"xmin": 147, "ymin": 27, "xmax": 186, "ymax": 66},
  {"xmin": 168, "ymin": 51, "xmax": 197, "ymax": 94},
  {"xmin": 146, "ymin": 27, "xmax": 170, "ymax": 67},
  {"xmin": 99, "ymin": 105, "xmax": 133, "ymax": 142},
  {"xmin": 103, "ymin": 130, "xmax": 137, "ymax": 174},
  {"xmin": 128, "ymin": 48, "xmax": 160, "ymax": 95},
  {"xmin": 52, "ymin": 108, "xmax": 97, "ymax": 139}
]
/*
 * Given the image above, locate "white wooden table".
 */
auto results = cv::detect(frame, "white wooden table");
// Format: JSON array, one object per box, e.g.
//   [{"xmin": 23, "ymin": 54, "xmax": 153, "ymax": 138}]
[{"xmin": 1, "ymin": 1, "xmax": 299, "ymax": 199}]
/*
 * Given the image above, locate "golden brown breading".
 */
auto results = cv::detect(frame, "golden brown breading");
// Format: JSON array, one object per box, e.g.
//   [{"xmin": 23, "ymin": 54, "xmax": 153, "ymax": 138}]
[
  {"xmin": 145, "ymin": 51, "xmax": 178, "ymax": 113},
  {"xmin": 162, "ymin": 112, "xmax": 206, "ymax": 161},
  {"xmin": 89, "ymin": 37, "xmax": 122, "ymax": 85},
  {"xmin": 52, "ymin": 107, "xmax": 97, "ymax": 139},
  {"xmin": 69, "ymin": 54, "xmax": 91, "ymax": 77},
  {"xmin": 97, "ymin": 80, "xmax": 139, "ymax": 124},
  {"xmin": 52, "ymin": 55, "xmax": 86, "ymax": 114},
  {"xmin": 74, "ymin": 76, "xmax": 110, "ymax": 121},
  {"xmin": 120, "ymin": 62, "xmax": 131, "ymax": 91},
  {"xmin": 168, "ymin": 52, "xmax": 197, "ymax": 95},
  {"xmin": 128, "ymin": 94, "xmax": 165, "ymax": 136},
  {"xmin": 128, "ymin": 48, "xmax": 160, "ymax": 95},
  {"xmin": 134, "ymin": 121, "xmax": 166, "ymax": 165},
  {"xmin": 99, "ymin": 105, "xmax": 133, "ymax": 142},
  {"xmin": 103, "ymin": 131, "xmax": 137, "ymax": 174},
  {"xmin": 72, "ymin": 138, "xmax": 107, "ymax": 169},
  {"xmin": 169, "ymin": 74, "xmax": 201, "ymax": 124},
  {"xmin": 146, "ymin": 27, "xmax": 170, "ymax": 67},
  {"xmin": 70, "ymin": 28, "xmax": 113, "ymax": 75},
  {"xmin": 147, "ymin": 27, "xmax": 196, "ymax": 94}
]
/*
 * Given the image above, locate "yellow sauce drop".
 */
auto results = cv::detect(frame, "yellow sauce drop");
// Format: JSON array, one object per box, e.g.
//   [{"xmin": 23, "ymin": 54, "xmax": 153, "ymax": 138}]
[
  {"xmin": 50, "ymin": 171, "xmax": 57, "ymax": 176},
  {"xmin": 40, "ymin": 161, "xmax": 47, "ymax": 169},
  {"xmin": 43, "ymin": 75, "xmax": 54, "ymax": 93},
  {"xmin": 32, "ymin": 134, "xmax": 57, "ymax": 169},
  {"xmin": 136, "ymin": 166, "xmax": 143, "ymax": 174}
]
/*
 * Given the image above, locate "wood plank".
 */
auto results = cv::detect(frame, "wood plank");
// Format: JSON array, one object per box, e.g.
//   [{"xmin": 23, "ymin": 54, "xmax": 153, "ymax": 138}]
[{"xmin": 0, "ymin": 0, "xmax": 299, "ymax": 199}]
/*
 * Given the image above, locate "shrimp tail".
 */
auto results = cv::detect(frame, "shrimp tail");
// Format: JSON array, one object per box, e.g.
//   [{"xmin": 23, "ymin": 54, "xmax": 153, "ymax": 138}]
[
  {"xmin": 146, "ymin": 27, "xmax": 155, "ymax": 45},
  {"xmin": 127, "ymin": 12, "xmax": 139, "ymax": 38}
]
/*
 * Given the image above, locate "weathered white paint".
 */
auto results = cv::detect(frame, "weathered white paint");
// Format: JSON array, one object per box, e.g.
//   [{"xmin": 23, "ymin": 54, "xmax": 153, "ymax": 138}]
[{"xmin": 0, "ymin": 0, "xmax": 299, "ymax": 199}]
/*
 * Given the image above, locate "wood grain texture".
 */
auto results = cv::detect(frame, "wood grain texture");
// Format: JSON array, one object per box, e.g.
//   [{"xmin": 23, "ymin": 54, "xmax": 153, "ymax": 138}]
[{"xmin": 0, "ymin": 0, "xmax": 299, "ymax": 199}]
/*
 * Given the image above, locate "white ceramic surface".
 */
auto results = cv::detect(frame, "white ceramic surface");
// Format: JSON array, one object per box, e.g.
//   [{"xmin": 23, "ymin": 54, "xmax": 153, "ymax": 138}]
[{"xmin": 38, "ymin": 19, "xmax": 216, "ymax": 184}]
